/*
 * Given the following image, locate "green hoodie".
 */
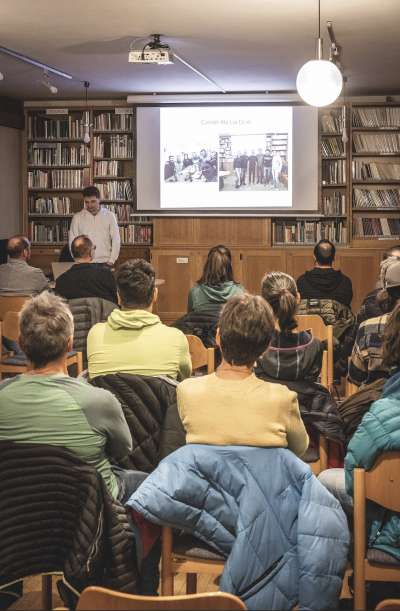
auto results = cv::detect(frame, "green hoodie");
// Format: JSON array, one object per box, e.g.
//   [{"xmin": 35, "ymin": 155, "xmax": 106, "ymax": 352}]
[
  {"xmin": 87, "ymin": 309, "xmax": 192, "ymax": 380},
  {"xmin": 188, "ymin": 281, "xmax": 244, "ymax": 313}
]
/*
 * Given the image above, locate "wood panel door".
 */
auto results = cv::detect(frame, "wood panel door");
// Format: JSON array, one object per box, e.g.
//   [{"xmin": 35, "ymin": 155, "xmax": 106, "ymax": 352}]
[
  {"xmin": 286, "ymin": 250, "xmax": 315, "ymax": 283},
  {"xmin": 150, "ymin": 249, "xmax": 196, "ymax": 323},
  {"xmin": 152, "ymin": 218, "xmax": 195, "ymax": 247},
  {"xmin": 336, "ymin": 249, "xmax": 381, "ymax": 312},
  {"xmin": 240, "ymin": 250, "xmax": 286, "ymax": 295}
]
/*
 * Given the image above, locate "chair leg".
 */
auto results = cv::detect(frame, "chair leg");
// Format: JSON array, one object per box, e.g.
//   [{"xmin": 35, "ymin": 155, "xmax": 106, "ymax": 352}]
[
  {"xmin": 186, "ymin": 573, "xmax": 197, "ymax": 594},
  {"xmin": 161, "ymin": 527, "xmax": 174, "ymax": 596},
  {"xmin": 41, "ymin": 574, "xmax": 52, "ymax": 610}
]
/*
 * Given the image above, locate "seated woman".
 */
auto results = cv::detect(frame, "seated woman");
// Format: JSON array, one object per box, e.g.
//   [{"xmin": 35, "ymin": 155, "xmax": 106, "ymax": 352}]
[
  {"xmin": 173, "ymin": 244, "xmax": 244, "ymax": 346},
  {"xmin": 319, "ymin": 304, "xmax": 400, "ymax": 562},
  {"xmin": 255, "ymin": 271, "xmax": 344, "ymax": 456},
  {"xmin": 177, "ymin": 293, "xmax": 309, "ymax": 457},
  {"xmin": 349, "ymin": 257, "xmax": 400, "ymax": 387}
]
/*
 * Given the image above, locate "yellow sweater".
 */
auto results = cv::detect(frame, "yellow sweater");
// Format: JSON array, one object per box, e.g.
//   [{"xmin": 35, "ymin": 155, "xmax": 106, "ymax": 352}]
[{"xmin": 177, "ymin": 373, "xmax": 309, "ymax": 457}]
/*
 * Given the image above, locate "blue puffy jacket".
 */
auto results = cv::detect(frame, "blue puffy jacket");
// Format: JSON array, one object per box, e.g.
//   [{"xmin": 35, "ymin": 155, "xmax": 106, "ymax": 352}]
[
  {"xmin": 345, "ymin": 369, "xmax": 400, "ymax": 560},
  {"xmin": 128, "ymin": 445, "xmax": 349, "ymax": 610}
]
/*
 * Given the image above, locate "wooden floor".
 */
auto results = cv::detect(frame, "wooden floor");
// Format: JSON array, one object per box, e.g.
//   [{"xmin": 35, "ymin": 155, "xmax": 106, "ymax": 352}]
[{"xmin": 10, "ymin": 573, "xmax": 219, "ymax": 610}]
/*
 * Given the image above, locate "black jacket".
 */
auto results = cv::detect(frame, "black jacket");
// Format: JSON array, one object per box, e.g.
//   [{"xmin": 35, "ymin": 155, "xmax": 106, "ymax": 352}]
[
  {"xmin": 172, "ymin": 310, "xmax": 219, "ymax": 348},
  {"xmin": 0, "ymin": 441, "xmax": 138, "ymax": 603},
  {"xmin": 90, "ymin": 374, "xmax": 185, "ymax": 472},
  {"xmin": 56, "ymin": 263, "xmax": 118, "ymax": 304},
  {"xmin": 297, "ymin": 268, "xmax": 353, "ymax": 308}
]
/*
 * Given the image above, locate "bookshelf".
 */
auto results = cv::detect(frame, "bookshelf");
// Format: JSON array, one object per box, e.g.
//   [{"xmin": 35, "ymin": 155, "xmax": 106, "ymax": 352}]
[{"xmin": 23, "ymin": 104, "xmax": 153, "ymax": 265}]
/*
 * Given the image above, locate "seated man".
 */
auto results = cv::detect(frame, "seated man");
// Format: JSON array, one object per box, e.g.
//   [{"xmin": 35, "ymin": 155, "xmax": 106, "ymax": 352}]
[
  {"xmin": 87, "ymin": 259, "xmax": 191, "ymax": 380},
  {"xmin": 177, "ymin": 293, "xmax": 309, "ymax": 457},
  {"xmin": 0, "ymin": 235, "xmax": 48, "ymax": 295},
  {"xmin": 55, "ymin": 235, "xmax": 118, "ymax": 304},
  {"xmin": 297, "ymin": 239, "xmax": 353, "ymax": 308}
]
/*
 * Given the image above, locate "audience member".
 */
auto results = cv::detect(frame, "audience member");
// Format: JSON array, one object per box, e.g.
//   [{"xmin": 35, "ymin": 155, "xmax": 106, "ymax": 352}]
[
  {"xmin": 177, "ymin": 293, "xmax": 309, "ymax": 456},
  {"xmin": 188, "ymin": 245, "xmax": 244, "ymax": 314},
  {"xmin": 297, "ymin": 240, "xmax": 353, "ymax": 307},
  {"xmin": 55, "ymin": 235, "xmax": 118, "ymax": 304},
  {"xmin": 87, "ymin": 259, "xmax": 191, "ymax": 380},
  {"xmin": 0, "ymin": 292, "xmax": 141, "ymax": 502},
  {"xmin": 0, "ymin": 235, "xmax": 48, "ymax": 295},
  {"xmin": 319, "ymin": 304, "xmax": 400, "ymax": 562},
  {"xmin": 349, "ymin": 257, "xmax": 400, "ymax": 387}
]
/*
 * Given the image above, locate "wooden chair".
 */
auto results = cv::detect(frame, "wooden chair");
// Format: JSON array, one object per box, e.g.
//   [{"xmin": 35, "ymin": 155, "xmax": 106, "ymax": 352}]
[
  {"xmin": 353, "ymin": 452, "xmax": 400, "ymax": 610},
  {"xmin": 0, "ymin": 311, "xmax": 83, "ymax": 380},
  {"xmin": 0, "ymin": 294, "xmax": 31, "ymax": 321},
  {"xmin": 186, "ymin": 335, "xmax": 215, "ymax": 374},
  {"xmin": 161, "ymin": 526, "xmax": 224, "ymax": 597},
  {"xmin": 296, "ymin": 315, "xmax": 334, "ymax": 388},
  {"xmin": 375, "ymin": 601, "xmax": 400, "ymax": 611},
  {"xmin": 74, "ymin": 586, "xmax": 246, "ymax": 611},
  {"xmin": 345, "ymin": 359, "xmax": 359, "ymax": 398}
]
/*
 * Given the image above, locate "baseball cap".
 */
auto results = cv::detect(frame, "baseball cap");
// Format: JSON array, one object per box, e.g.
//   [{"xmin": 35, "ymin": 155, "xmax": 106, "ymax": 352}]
[{"xmin": 381, "ymin": 257, "xmax": 400, "ymax": 289}]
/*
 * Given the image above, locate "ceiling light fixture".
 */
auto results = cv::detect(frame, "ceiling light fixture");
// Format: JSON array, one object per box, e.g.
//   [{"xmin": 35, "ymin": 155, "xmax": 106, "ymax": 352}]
[
  {"xmin": 296, "ymin": 0, "xmax": 343, "ymax": 107},
  {"xmin": 41, "ymin": 70, "xmax": 58, "ymax": 94},
  {"xmin": 82, "ymin": 80, "xmax": 91, "ymax": 145}
]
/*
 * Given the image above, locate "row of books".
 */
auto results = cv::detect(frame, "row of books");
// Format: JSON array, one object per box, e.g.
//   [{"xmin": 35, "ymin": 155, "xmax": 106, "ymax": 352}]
[
  {"xmin": 94, "ymin": 112, "xmax": 133, "ymax": 131},
  {"xmin": 322, "ymin": 159, "xmax": 346, "ymax": 184},
  {"xmin": 28, "ymin": 143, "xmax": 89, "ymax": 167},
  {"xmin": 352, "ymin": 160, "xmax": 400, "ymax": 181},
  {"xmin": 29, "ymin": 220, "xmax": 70, "ymax": 243},
  {"xmin": 29, "ymin": 196, "xmax": 72, "ymax": 215},
  {"xmin": 28, "ymin": 113, "xmax": 89, "ymax": 140},
  {"xmin": 102, "ymin": 204, "xmax": 132, "ymax": 222},
  {"xmin": 28, "ymin": 169, "xmax": 84, "ymax": 189},
  {"xmin": 353, "ymin": 216, "xmax": 400, "ymax": 238},
  {"xmin": 94, "ymin": 160, "xmax": 125, "ymax": 177},
  {"xmin": 321, "ymin": 137, "xmax": 345, "ymax": 157},
  {"xmin": 272, "ymin": 219, "xmax": 347, "ymax": 245},
  {"xmin": 93, "ymin": 135, "xmax": 134, "ymax": 159},
  {"xmin": 352, "ymin": 107, "xmax": 400, "ymax": 129},
  {"xmin": 119, "ymin": 224, "xmax": 152, "ymax": 245},
  {"xmin": 94, "ymin": 180, "xmax": 133, "ymax": 201},
  {"xmin": 320, "ymin": 110, "xmax": 343, "ymax": 134},
  {"xmin": 322, "ymin": 192, "xmax": 346, "ymax": 216},
  {"xmin": 353, "ymin": 187, "xmax": 400, "ymax": 209},
  {"xmin": 353, "ymin": 133, "xmax": 400, "ymax": 154}
]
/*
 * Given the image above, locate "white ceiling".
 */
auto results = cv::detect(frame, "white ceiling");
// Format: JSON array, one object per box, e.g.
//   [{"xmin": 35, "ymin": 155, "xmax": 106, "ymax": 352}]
[{"xmin": 0, "ymin": 0, "xmax": 399, "ymax": 100}]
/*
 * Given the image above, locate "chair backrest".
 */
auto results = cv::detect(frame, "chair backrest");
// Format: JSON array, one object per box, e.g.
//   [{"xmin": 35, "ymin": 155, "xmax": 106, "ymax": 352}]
[
  {"xmin": 296, "ymin": 314, "xmax": 334, "ymax": 387},
  {"xmin": 357, "ymin": 452, "xmax": 400, "ymax": 512},
  {"xmin": 0, "ymin": 295, "xmax": 30, "ymax": 321},
  {"xmin": 77, "ymin": 587, "xmax": 246, "ymax": 611},
  {"xmin": 186, "ymin": 335, "xmax": 215, "ymax": 374},
  {"xmin": 375, "ymin": 600, "xmax": 400, "ymax": 611},
  {"xmin": 1, "ymin": 311, "xmax": 20, "ymax": 342}
]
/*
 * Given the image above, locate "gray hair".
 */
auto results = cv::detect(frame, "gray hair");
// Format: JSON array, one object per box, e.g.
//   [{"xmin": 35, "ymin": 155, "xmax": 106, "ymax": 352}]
[{"xmin": 19, "ymin": 291, "xmax": 74, "ymax": 368}]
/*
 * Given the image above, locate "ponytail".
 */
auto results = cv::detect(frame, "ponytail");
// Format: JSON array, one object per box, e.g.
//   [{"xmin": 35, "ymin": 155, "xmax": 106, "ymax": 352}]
[
  {"xmin": 277, "ymin": 289, "xmax": 298, "ymax": 333},
  {"xmin": 383, "ymin": 302, "xmax": 400, "ymax": 367},
  {"xmin": 261, "ymin": 271, "xmax": 298, "ymax": 334}
]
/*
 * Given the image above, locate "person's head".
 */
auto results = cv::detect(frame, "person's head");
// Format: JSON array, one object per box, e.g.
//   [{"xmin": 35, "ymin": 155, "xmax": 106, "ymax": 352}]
[
  {"xmin": 383, "ymin": 245, "xmax": 400, "ymax": 261},
  {"xmin": 183, "ymin": 153, "xmax": 189, "ymax": 160},
  {"xmin": 201, "ymin": 161, "xmax": 216, "ymax": 182},
  {"xmin": 7, "ymin": 235, "xmax": 31, "ymax": 261},
  {"xmin": 168, "ymin": 155, "xmax": 175, "ymax": 163},
  {"xmin": 217, "ymin": 293, "xmax": 275, "ymax": 368},
  {"xmin": 383, "ymin": 302, "xmax": 400, "ymax": 369},
  {"xmin": 19, "ymin": 292, "xmax": 73, "ymax": 369},
  {"xmin": 83, "ymin": 186, "xmax": 101, "ymax": 216},
  {"xmin": 198, "ymin": 245, "xmax": 235, "ymax": 286},
  {"xmin": 377, "ymin": 257, "xmax": 400, "ymax": 313},
  {"xmin": 200, "ymin": 149, "xmax": 207, "ymax": 158},
  {"xmin": 314, "ymin": 239, "xmax": 336, "ymax": 267},
  {"xmin": 176, "ymin": 154, "xmax": 182, "ymax": 163},
  {"xmin": 71, "ymin": 235, "xmax": 94, "ymax": 262},
  {"xmin": 261, "ymin": 271, "xmax": 299, "ymax": 334},
  {"xmin": 115, "ymin": 259, "xmax": 157, "ymax": 310}
]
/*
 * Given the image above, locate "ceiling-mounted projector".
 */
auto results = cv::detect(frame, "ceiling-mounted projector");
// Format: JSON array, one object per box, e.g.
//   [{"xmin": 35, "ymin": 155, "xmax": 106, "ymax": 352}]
[{"xmin": 129, "ymin": 34, "xmax": 174, "ymax": 64}]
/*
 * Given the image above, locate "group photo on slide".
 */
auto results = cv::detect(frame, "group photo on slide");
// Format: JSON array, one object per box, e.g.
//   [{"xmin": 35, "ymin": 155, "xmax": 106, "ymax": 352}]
[{"xmin": 163, "ymin": 148, "xmax": 218, "ymax": 183}]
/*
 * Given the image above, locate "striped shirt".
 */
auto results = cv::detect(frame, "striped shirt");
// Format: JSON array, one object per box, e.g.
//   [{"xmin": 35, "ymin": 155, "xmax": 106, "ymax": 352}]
[{"xmin": 349, "ymin": 314, "xmax": 390, "ymax": 387}]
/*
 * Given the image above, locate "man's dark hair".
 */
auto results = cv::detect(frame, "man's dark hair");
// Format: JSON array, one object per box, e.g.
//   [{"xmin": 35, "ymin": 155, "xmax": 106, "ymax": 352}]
[
  {"xmin": 82, "ymin": 185, "xmax": 100, "ymax": 199},
  {"xmin": 115, "ymin": 259, "xmax": 155, "ymax": 308},
  {"xmin": 71, "ymin": 235, "xmax": 93, "ymax": 260},
  {"xmin": 314, "ymin": 239, "xmax": 336, "ymax": 266},
  {"xmin": 219, "ymin": 293, "xmax": 275, "ymax": 367},
  {"xmin": 7, "ymin": 235, "xmax": 30, "ymax": 259}
]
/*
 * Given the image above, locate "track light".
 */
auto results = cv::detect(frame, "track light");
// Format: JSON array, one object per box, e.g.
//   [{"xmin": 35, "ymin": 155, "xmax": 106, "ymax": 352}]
[
  {"xmin": 41, "ymin": 71, "xmax": 58, "ymax": 94},
  {"xmin": 0, "ymin": 72, "xmax": 4, "ymax": 81},
  {"xmin": 82, "ymin": 81, "xmax": 91, "ymax": 145}
]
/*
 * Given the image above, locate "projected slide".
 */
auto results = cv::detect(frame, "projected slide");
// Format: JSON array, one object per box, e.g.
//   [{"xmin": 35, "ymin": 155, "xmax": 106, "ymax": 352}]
[{"xmin": 160, "ymin": 106, "xmax": 292, "ymax": 209}]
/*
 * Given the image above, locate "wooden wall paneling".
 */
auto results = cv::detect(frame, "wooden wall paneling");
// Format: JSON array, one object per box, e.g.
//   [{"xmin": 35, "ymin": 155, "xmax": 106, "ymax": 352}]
[
  {"xmin": 336, "ymin": 249, "xmax": 381, "ymax": 312},
  {"xmin": 30, "ymin": 247, "xmax": 63, "ymax": 275},
  {"xmin": 152, "ymin": 218, "xmax": 195, "ymax": 247},
  {"xmin": 240, "ymin": 249, "xmax": 286, "ymax": 295},
  {"xmin": 150, "ymin": 249, "xmax": 195, "ymax": 323},
  {"xmin": 195, "ymin": 218, "xmax": 237, "ymax": 246},
  {"xmin": 286, "ymin": 250, "xmax": 315, "ymax": 282},
  {"xmin": 235, "ymin": 218, "xmax": 271, "ymax": 247}
]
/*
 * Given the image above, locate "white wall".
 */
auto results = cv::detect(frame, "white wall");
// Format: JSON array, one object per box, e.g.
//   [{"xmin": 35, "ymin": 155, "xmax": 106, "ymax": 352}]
[{"xmin": 0, "ymin": 126, "xmax": 21, "ymax": 238}]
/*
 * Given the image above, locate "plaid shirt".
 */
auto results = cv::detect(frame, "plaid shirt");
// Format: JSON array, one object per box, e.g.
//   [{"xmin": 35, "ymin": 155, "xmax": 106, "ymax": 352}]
[{"xmin": 349, "ymin": 314, "xmax": 390, "ymax": 386}]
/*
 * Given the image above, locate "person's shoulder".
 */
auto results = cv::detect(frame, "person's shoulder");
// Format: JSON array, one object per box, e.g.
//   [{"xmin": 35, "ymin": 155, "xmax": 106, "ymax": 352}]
[
  {"xmin": 57, "ymin": 376, "xmax": 119, "ymax": 408},
  {"xmin": 87, "ymin": 320, "xmax": 107, "ymax": 339},
  {"xmin": 178, "ymin": 373, "xmax": 209, "ymax": 394}
]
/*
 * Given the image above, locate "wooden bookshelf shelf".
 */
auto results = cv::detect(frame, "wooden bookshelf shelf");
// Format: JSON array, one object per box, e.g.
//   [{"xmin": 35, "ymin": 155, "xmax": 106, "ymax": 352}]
[
  {"xmin": 352, "ymin": 127, "xmax": 400, "ymax": 132},
  {"xmin": 29, "ymin": 214, "xmax": 74, "ymax": 217},
  {"xmin": 352, "ymin": 152, "xmax": 400, "ymax": 157},
  {"xmin": 352, "ymin": 208, "xmax": 400, "ymax": 213},
  {"xmin": 352, "ymin": 180, "xmax": 400, "ymax": 185},
  {"xmin": 94, "ymin": 176, "xmax": 132, "ymax": 180},
  {"xmin": 94, "ymin": 157, "xmax": 134, "ymax": 161},
  {"xmin": 28, "ymin": 188, "xmax": 84, "ymax": 191},
  {"xmin": 321, "ymin": 155, "xmax": 347, "ymax": 160},
  {"xmin": 28, "ymin": 138, "xmax": 85, "ymax": 143},
  {"xmin": 28, "ymin": 165, "xmax": 90, "ymax": 169},
  {"xmin": 93, "ymin": 130, "xmax": 132, "ymax": 134},
  {"xmin": 321, "ymin": 183, "xmax": 346, "ymax": 188},
  {"xmin": 321, "ymin": 132, "xmax": 342, "ymax": 137}
]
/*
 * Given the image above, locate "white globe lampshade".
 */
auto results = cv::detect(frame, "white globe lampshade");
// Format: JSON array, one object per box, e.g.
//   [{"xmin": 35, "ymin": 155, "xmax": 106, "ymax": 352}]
[{"xmin": 296, "ymin": 59, "xmax": 343, "ymax": 107}]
